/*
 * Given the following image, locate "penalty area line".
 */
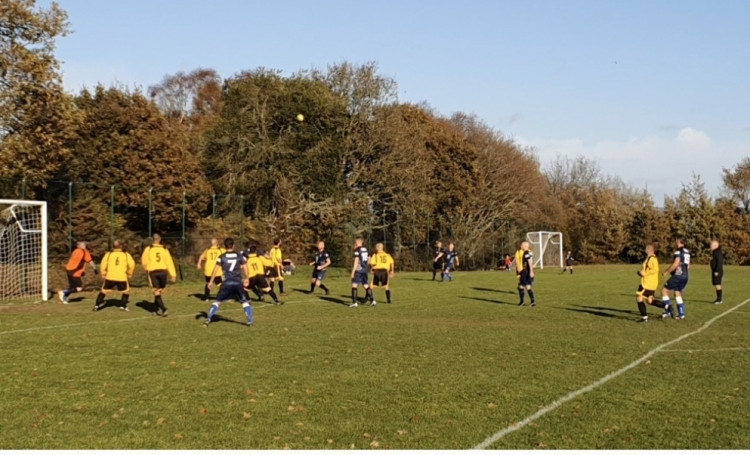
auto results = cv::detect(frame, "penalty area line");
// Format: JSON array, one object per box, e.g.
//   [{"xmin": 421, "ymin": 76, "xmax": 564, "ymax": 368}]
[{"xmin": 472, "ymin": 297, "xmax": 750, "ymax": 450}]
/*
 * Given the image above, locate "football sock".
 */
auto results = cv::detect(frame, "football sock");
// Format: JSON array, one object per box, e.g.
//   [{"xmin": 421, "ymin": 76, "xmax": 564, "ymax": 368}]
[
  {"xmin": 121, "ymin": 293, "xmax": 129, "ymax": 307},
  {"xmin": 637, "ymin": 301, "xmax": 647, "ymax": 317},
  {"xmin": 279, "ymin": 281, "xmax": 284, "ymax": 294},
  {"xmin": 63, "ymin": 288, "xmax": 72, "ymax": 298},
  {"xmin": 528, "ymin": 290, "xmax": 535, "ymax": 303},
  {"xmin": 351, "ymin": 288, "xmax": 358, "ymax": 304},
  {"xmin": 716, "ymin": 289, "xmax": 723, "ymax": 301},
  {"xmin": 432, "ymin": 271, "xmax": 437, "ymax": 281},
  {"xmin": 156, "ymin": 295, "xmax": 167, "ymax": 312},
  {"xmin": 570, "ymin": 269, "xmax": 573, "ymax": 274},
  {"xmin": 268, "ymin": 290, "xmax": 279, "ymax": 303},
  {"xmin": 518, "ymin": 288, "xmax": 525, "ymax": 303},
  {"xmin": 366, "ymin": 288, "xmax": 374, "ymax": 302},
  {"xmin": 269, "ymin": 281, "xmax": 275, "ymax": 292},
  {"xmin": 203, "ymin": 284, "xmax": 210, "ymax": 300},
  {"xmin": 386, "ymin": 290, "xmax": 391, "ymax": 303},
  {"xmin": 319, "ymin": 284, "xmax": 329, "ymax": 293},
  {"xmin": 662, "ymin": 296, "xmax": 671, "ymax": 314},
  {"xmin": 95, "ymin": 292, "xmax": 105, "ymax": 308},
  {"xmin": 242, "ymin": 302, "xmax": 253, "ymax": 323},
  {"xmin": 207, "ymin": 303, "xmax": 219, "ymax": 321},
  {"xmin": 310, "ymin": 282, "xmax": 316, "ymax": 293},
  {"xmin": 251, "ymin": 287, "xmax": 262, "ymax": 300},
  {"xmin": 676, "ymin": 297, "xmax": 685, "ymax": 317}
]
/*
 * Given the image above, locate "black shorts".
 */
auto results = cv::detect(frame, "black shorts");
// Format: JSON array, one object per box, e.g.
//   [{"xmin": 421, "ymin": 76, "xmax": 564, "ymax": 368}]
[
  {"xmin": 566, "ymin": 259, "xmax": 574, "ymax": 266},
  {"xmin": 205, "ymin": 275, "xmax": 222, "ymax": 285},
  {"xmin": 102, "ymin": 280, "xmax": 129, "ymax": 292},
  {"xmin": 248, "ymin": 275, "xmax": 269, "ymax": 290},
  {"xmin": 266, "ymin": 266, "xmax": 279, "ymax": 279},
  {"xmin": 518, "ymin": 273, "xmax": 534, "ymax": 287},
  {"xmin": 636, "ymin": 285, "xmax": 655, "ymax": 298},
  {"xmin": 67, "ymin": 272, "xmax": 83, "ymax": 290},
  {"xmin": 712, "ymin": 273, "xmax": 723, "ymax": 286},
  {"xmin": 148, "ymin": 270, "xmax": 168, "ymax": 289},
  {"xmin": 372, "ymin": 270, "xmax": 389, "ymax": 287},
  {"xmin": 433, "ymin": 261, "xmax": 443, "ymax": 270}
]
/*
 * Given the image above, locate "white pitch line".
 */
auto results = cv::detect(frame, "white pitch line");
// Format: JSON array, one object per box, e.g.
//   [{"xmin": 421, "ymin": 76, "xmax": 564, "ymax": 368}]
[
  {"xmin": 662, "ymin": 347, "xmax": 750, "ymax": 353},
  {"xmin": 472, "ymin": 297, "xmax": 750, "ymax": 450},
  {"xmin": 0, "ymin": 302, "xmax": 276, "ymax": 336}
]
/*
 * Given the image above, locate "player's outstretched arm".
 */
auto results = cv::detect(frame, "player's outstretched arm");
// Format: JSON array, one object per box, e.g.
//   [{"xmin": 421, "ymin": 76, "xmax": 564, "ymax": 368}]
[{"xmin": 197, "ymin": 250, "xmax": 206, "ymax": 269}]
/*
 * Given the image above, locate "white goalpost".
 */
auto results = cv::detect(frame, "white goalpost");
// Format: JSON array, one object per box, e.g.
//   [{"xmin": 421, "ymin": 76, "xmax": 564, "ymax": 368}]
[
  {"xmin": 0, "ymin": 200, "xmax": 48, "ymax": 302},
  {"xmin": 525, "ymin": 231, "xmax": 563, "ymax": 270}
]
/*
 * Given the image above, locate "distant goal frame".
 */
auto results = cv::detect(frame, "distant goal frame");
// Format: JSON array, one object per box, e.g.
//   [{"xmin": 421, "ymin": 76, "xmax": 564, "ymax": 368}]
[
  {"xmin": 0, "ymin": 199, "xmax": 48, "ymax": 302},
  {"xmin": 525, "ymin": 231, "xmax": 563, "ymax": 270}
]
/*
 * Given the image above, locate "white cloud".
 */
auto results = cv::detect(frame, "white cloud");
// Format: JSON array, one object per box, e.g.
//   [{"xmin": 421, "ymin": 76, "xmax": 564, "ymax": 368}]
[
  {"xmin": 676, "ymin": 127, "xmax": 711, "ymax": 149},
  {"xmin": 518, "ymin": 128, "xmax": 748, "ymax": 205}
]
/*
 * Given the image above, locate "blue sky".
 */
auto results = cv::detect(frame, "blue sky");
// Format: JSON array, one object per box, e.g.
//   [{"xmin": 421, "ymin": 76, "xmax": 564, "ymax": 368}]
[{"xmin": 42, "ymin": 0, "xmax": 750, "ymax": 203}]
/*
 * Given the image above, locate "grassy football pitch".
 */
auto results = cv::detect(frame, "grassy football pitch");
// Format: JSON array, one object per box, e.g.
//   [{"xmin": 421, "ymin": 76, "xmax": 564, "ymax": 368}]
[{"xmin": 1, "ymin": 265, "xmax": 748, "ymax": 449}]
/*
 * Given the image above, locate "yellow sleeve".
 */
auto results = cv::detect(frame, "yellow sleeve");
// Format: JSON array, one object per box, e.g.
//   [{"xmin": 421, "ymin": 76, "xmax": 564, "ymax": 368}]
[
  {"xmin": 388, "ymin": 254, "xmax": 395, "ymax": 271},
  {"xmin": 515, "ymin": 251, "xmax": 524, "ymax": 271},
  {"xmin": 141, "ymin": 247, "xmax": 150, "ymax": 269},
  {"xmin": 165, "ymin": 250, "xmax": 177, "ymax": 278},
  {"xmin": 127, "ymin": 254, "xmax": 135, "ymax": 276},
  {"xmin": 101, "ymin": 252, "xmax": 110, "ymax": 276}
]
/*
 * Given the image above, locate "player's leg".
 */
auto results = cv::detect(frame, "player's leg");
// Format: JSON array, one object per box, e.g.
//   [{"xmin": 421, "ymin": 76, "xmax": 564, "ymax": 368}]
[
  {"xmin": 659, "ymin": 283, "xmax": 673, "ymax": 319},
  {"xmin": 636, "ymin": 286, "xmax": 649, "ymax": 322},
  {"xmin": 118, "ymin": 282, "xmax": 130, "ymax": 311},
  {"xmin": 150, "ymin": 271, "xmax": 168, "ymax": 316},
  {"xmin": 350, "ymin": 280, "xmax": 359, "ymax": 307},
  {"xmin": 675, "ymin": 287, "xmax": 686, "ymax": 319},
  {"xmin": 236, "ymin": 285, "xmax": 254, "ymax": 324},
  {"xmin": 517, "ymin": 276, "xmax": 526, "ymax": 306},
  {"xmin": 713, "ymin": 274, "xmax": 723, "ymax": 304},
  {"xmin": 60, "ymin": 273, "xmax": 82, "ymax": 304},
  {"xmin": 276, "ymin": 266, "xmax": 285, "ymax": 294},
  {"xmin": 527, "ymin": 283, "xmax": 536, "ymax": 307},
  {"xmin": 93, "ymin": 280, "xmax": 111, "ymax": 312},
  {"xmin": 364, "ymin": 282, "xmax": 375, "ymax": 305},
  {"xmin": 259, "ymin": 278, "xmax": 281, "ymax": 305},
  {"xmin": 203, "ymin": 275, "xmax": 212, "ymax": 301}
]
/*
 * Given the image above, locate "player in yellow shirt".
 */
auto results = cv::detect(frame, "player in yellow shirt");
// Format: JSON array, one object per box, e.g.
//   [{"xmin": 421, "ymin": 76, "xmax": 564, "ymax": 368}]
[
  {"xmin": 196, "ymin": 238, "xmax": 226, "ymax": 301},
  {"xmin": 93, "ymin": 240, "xmax": 135, "ymax": 312},
  {"xmin": 243, "ymin": 244, "xmax": 283, "ymax": 305},
  {"xmin": 141, "ymin": 233, "xmax": 177, "ymax": 317},
  {"xmin": 369, "ymin": 243, "xmax": 395, "ymax": 304},
  {"xmin": 636, "ymin": 244, "xmax": 660, "ymax": 322},
  {"xmin": 269, "ymin": 239, "xmax": 285, "ymax": 295}
]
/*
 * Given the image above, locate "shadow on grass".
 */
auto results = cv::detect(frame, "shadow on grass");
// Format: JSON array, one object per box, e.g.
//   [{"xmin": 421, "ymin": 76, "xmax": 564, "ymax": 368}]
[
  {"xmin": 189, "ymin": 293, "xmax": 206, "ymax": 301},
  {"xmin": 319, "ymin": 296, "xmax": 349, "ymax": 306},
  {"xmin": 67, "ymin": 297, "xmax": 86, "ymax": 303},
  {"xmin": 135, "ymin": 300, "xmax": 159, "ymax": 314},
  {"xmin": 194, "ymin": 311, "xmax": 248, "ymax": 325},
  {"xmin": 293, "ymin": 288, "xmax": 312, "ymax": 294},
  {"xmin": 410, "ymin": 278, "xmax": 436, "ymax": 281},
  {"xmin": 94, "ymin": 299, "xmax": 125, "ymax": 311},
  {"xmin": 460, "ymin": 296, "xmax": 516, "ymax": 306},
  {"xmin": 563, "ymin": 306, "xmax": 635, "ymax": 320},
  {"xmin": 472, "ymin": 287, "xmax": 516, "ymax": 295},
  {"xmin": 576, "ymin": 305, "xmax": 639, "ymax": 316}
]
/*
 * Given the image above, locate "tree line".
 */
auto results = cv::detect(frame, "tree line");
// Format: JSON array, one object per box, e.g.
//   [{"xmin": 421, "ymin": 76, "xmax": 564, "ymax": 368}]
[{"xmin": 2, "ymin": 0, "xmax": 750, "ymax": 267}]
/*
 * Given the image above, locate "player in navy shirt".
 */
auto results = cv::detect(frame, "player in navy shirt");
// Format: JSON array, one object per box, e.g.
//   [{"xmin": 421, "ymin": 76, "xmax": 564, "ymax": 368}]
[
  {"xmin": 203, "ymin": 238, "xmax": 253, "ymax": 327},
  {"xmin": 309, "ymin": 241, "xmax": 331, "ymax": 295},
  {"xmin": 350, "ymin": 237, "xmax": 375, "ymax": 307},
  {"xmin": 441, "ymin": 243, "xmax": 459, "ymax": 282},
  {"xmin": 659, "ymin": 237, "xmax": 690, "ymax": 319},
  {"xmin": 432, "ymin": 241, "xmax": 445, "ymax": 281}
]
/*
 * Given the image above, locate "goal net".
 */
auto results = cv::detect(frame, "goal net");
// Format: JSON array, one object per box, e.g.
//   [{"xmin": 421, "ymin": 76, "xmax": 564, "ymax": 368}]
[
  {"xmin": 525, "ymin": 231, "xmax": 563, "ymax": 270},
  {"xmin": 0, "ymin": 200, "xmax": 48, "ymax": 302}
]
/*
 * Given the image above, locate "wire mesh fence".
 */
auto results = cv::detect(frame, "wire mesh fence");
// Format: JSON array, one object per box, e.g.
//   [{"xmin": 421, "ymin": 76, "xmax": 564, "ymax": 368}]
[{"xmin": 1, "ymin": 177, "xmax": 522, "ymax": 277}]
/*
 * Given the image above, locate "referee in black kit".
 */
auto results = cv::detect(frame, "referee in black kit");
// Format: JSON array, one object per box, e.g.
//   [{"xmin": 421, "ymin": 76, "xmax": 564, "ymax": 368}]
[{"xmin": 710, "ymin": 240, "xmax": 724, "ymax": 304}]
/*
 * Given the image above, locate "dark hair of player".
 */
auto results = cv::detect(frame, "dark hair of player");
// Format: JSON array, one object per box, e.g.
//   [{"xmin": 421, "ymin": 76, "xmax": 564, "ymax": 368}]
[
  {"xmin": 273, "ymin": 238, "xmax": 281, "ymax": 246},
  {"xmin": 224, "ymin": 238, "xmax": 235, "ymax": 249}
]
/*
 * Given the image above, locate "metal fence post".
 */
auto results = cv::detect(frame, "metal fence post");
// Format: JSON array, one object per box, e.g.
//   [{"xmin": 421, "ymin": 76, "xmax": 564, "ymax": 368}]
[
  {"xmin": 239, "ymin": 195, "xmax": 245, "ymax": 240},
  {"xmin": 182, "ymin": 190, "xmax": 187, "ymax": 263},
  {"xmin": 21, "ymin": 177, "xmax": 27, "ymax": 199},
  {"xmin": 212, "ymin": 194, "xmax": 217, "ymax": 235},
  {"xmin": 68, "ymin": 181, "xmax": 73, "ymax": 254},
  {"xmin": 109, "ymin": 185, "xmax": 115, "ymax": 249},
  {"xmin": 148, "ymin": 187, "xmax": 153, "ymax": 239}
]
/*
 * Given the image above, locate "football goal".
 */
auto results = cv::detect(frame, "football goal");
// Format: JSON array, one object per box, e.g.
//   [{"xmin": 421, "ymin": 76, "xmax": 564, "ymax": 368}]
[
  {"xmin": 0, "ymin": 200, "xmax": 48, "ymax": 302},
  {"xmin": 525, "ymin": 231, "xmax": 563, "ymax": 270}
]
